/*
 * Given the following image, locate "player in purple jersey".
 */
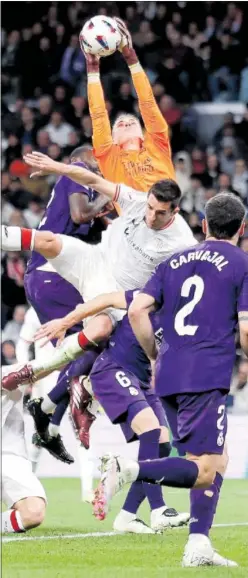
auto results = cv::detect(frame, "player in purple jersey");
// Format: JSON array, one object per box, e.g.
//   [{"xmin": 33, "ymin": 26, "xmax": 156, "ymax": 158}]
[
  {"xmin": 24, "ymin": 145, "xmax": 111, "ymax": 463},
  {"xmin": 89, "ymin": 289, "xmax": 189, "ymax": 532},
  {"xmin": 28, "ymin": 287, "xmax": 189, "ymax": 532},
  {"xmin": 95, "ymin": 193, "xmax": 248, "ymax": 566}
]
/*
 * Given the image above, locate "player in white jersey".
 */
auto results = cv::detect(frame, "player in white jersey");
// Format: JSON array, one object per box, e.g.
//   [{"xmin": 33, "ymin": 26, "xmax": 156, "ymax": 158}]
[
  {"xmin": 16, "ymin": 307, "xmax": 60, "ymax": 470},
  {"xmin": 2, "ymin": 151, "xmax": 197, "ymax": 392},
  {"xmin": 1, "ymin": 365, "xmax": 47, "ymax": 534},
  {"xmin": 16, "ymin": 307, "xmax": 96, "ymax": 502}
]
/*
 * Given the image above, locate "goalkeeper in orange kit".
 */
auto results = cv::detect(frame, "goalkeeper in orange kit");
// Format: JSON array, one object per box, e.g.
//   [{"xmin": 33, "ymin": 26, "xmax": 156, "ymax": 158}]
[{"xmin": 80, "ymin": 19, "xmax": 175, "ymax": 198}]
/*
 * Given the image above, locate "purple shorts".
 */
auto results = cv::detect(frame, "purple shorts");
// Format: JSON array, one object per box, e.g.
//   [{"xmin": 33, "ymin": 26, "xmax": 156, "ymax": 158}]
[
  {"xmin": 25, "ymin": 270, "xmax": 83, "ymax": 335},
  {"xmin": 90, "ymin": 352, "xmax": 167, "ymax": 443},
  {"xmin": 161, "ymin": 389, "xmax": 227, "ymax": 456}
]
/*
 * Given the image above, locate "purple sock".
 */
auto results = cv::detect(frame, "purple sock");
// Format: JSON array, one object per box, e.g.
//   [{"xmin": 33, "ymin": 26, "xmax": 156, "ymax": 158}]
[
  {"xmin": 138, "ymin": 456, "xmax": 199, "ymax": 488},
  {"xmin": 189, "ymin": 472, "xmax": 223, "ymax": 537},
  {"xmin": 50, "ymin": 393, "xmax": 69, "ymax": 426},
  {"xmin": 123, "ymin": 429, "xmax": 165, "ymax": 514},
  {"xmin": 48, "ymin": 351, "xmax": 99, "ymax": 405}
]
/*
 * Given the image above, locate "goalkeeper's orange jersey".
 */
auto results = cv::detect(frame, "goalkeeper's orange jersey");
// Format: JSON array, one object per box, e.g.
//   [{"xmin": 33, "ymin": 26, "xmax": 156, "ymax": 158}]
[{"xmin": 88, "ymin": 66, "xmax": 175, "ymax": 195}]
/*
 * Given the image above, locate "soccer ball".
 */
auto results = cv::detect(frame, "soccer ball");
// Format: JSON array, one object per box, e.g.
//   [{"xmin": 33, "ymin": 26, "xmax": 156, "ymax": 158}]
[{"xmin": 79, "ymin": 15, "xmax": 122, "ymax": 57}]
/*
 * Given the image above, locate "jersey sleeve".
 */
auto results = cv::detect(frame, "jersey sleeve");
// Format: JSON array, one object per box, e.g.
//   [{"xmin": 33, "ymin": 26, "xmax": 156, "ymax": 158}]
[
  {"xmin": 125, "ymin": 289, "xmax": 140, "ymax": 308},
  {"xmin": 130, "ymin": 65, "xmax": 170, "ymax": 145},
  {"xmin": 141, "ymin": 263, "xmax": 166, "ymax": 307},
  {"xmin": 237, "ymin": 271, "xmax": 248, "ymax": 312},
  {"xmin": 113, "ymin": 184, "xmax": 147, "ymax": 215},
  {"xmin": 88, "ymin": 79, "xmax": 113, "ymax": 158},
  {"xmin": 62, "ymin": 163, "xmax": 94, "ymax": 199}
]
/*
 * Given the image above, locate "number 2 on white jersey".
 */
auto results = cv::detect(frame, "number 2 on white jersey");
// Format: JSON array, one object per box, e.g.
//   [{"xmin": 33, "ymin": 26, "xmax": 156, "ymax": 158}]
[{"xmin": 174, "ymin": 275, "xmax": 204, "ymax": 336}]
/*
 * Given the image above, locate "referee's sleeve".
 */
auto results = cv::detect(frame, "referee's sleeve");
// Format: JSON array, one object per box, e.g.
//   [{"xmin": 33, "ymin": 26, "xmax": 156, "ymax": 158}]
[{"xmin": 113, "ymin": 184, "xmax": 147, "ymax": 214}]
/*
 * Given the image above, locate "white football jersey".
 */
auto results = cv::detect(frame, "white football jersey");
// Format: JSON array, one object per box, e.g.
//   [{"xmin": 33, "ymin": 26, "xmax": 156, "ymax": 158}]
[
  {"xmin": 2, "ymin": 365, "xmax": 27, "ymax": 458},
  {"xmin": 101, "ymin": 184, "xmax": 197, "ymax": 290}
]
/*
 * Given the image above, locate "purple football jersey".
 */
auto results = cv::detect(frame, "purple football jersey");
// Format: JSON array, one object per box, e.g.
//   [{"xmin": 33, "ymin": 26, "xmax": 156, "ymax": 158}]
[
  {"xmin": 143, "ymin": 240, "xmax": 248, "ymax": 396},
  {"xmin": 105, "ymin": 289, "xmax": 163, "ymax": 384},
  {"xmin": 27, "ymin": 162, "xmax": 97, "ymax": 272}
]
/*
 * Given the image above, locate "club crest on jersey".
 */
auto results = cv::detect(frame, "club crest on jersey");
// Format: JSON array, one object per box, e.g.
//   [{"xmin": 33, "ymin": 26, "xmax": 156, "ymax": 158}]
[{"xmin": 129, "ymin": 387, "xmax": 138, "ymax": 396}]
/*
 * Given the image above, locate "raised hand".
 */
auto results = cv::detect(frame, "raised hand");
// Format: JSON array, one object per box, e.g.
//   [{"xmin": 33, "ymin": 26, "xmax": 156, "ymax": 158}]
[
  {"xmin": 115, "ymin": 17, "xmax": 133, "ymax": 51},
  {"xmin": 34, "ymin": 318, "xmax": 68, "ymax": 347},
  {"xmin": 79, "ymin": 34, "xmax": 100, "ymax": 72},
  {"xmin": 23, "ymin": 152, "xmax": 62, "ymax": 176}
]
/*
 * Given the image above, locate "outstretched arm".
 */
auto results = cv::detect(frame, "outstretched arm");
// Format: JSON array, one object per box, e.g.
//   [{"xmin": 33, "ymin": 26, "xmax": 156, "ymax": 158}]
[
  {"xmin": 128, "ymin": 293, "xmax": 158, "ymax": 361},
  {"xmin": 116, "ymin": 19, "xmax": 169, "ymax": 141},
  {"xmin": 34, "ymin": 291, "xmax": 127, "ymax": 345},
  {"xmin": 24, "ymin": 152, "xmax": 117, "ymax": 199},
  {"xmin": 82, "ymin": 51, "xmax": 113, "ymax": 156}
]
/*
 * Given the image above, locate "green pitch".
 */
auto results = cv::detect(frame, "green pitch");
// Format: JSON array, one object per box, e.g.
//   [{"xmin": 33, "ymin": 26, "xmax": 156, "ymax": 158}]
[{"xmin": 2, "ymin": 478, "xmax": 248, "ymax": 578}]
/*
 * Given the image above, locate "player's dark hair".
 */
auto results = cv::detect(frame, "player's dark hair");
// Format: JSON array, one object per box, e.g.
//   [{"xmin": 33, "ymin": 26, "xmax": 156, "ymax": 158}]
[
  {"xmin": 70, "ymin": 144, "xmax": 93, "ymax": 160},
  {"xmin": 148, "ymin": 179, "xmax": 181, "ymax": 210},
  {"xmin": 205, "ymin": 193, "xmax": 245, "ymax": 239}
]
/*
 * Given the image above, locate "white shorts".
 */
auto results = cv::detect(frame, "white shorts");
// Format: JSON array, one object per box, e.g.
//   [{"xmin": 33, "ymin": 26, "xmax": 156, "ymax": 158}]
[
  {"xmin": 48, "ymin": 235, "xmax": 123, "ymax": 325},
  {"xmin": 2, "ymin": 454, "xmax": 47, "ymax": 508}
]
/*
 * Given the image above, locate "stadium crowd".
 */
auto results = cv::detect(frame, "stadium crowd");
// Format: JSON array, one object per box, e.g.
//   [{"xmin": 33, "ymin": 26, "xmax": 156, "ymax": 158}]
[{"xmin": 1, "ymin": 1, "xmax": 248, "ymax": 411}]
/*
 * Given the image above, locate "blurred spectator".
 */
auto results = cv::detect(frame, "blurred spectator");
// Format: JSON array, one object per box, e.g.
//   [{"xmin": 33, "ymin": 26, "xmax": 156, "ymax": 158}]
[
  {"xmin": 1, "ymin": 341, "xmax": 17, "ymax": 365},
  {"xmin": 18, "ymin": 106, "xmax": 38, "ymax": 145},
  {"xmin": 203, "ymin": 154, "xmax": 220, "ymax": 188},
  {"xmin": 80, "ymin": 115, "xmax": 93, "ymax": 144},
  {"xmin": 231, "ymin": 360, "xmax": 248, "ymax": 415},
  {"xmin": 217, "ymin": 172, "xmax": 239, "ymax": 196},
  {"xmin": 2, "ymin": 305, "xmax": 27, "ymax": 344},
  {"xmin": 23, "ymin": 197, "xmax": 44, "ymax": 228},
  {"xmin": 191, "ymin": 147, "xmax": 206, "ymax": 175},
  {"xmin": 232, "ymin": 159, "xmax": 248, "ymax": 200},
  {"xmin": 36, "ymin": 130, "xmax": 51, "ymax": 154},
  {"xmin": 219, "ymin": 136, "xmax": 237, "ymax": 175},
  {"xmin": 1, "ymin": 250, "xmax": 27, "ymax": 308},
  {"xmin": 181, "ymin": 174, "xmax": 205, "ymax": 215},
  {"xmin": 114, "ymin": 82, "xmax": 135, "ymax": 114},
  {"xmin": 60, "ymin": 33, "xmax": 85, "ymax": 88},
  {"xmin": 174, "ymin": 152, "xmax": 192, "ymax": 195},
  {"xmin": 36, "ymin": 96, "xmax": 53, "ymax": 129},
  {"xmin": 45, "ymin": 111, "xmax": 74, "ymax": 147}
]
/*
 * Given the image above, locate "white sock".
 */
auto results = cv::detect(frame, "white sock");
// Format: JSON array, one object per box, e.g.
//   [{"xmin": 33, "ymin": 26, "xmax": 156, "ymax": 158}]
[
  {"xmin": 122, "ymin": 459, "xmax": 139, "ymax": 484},
  {"xmin": 2, "ymin": 225, "xmax": 21, "ymax": 251},
  {"xmin": 31, "ymin": 333, "xmax": 84, "ymax": 377},
  {"xmin": 2, "ymin": 510, "xmax": 25, "ymax": 533},
  {"xmin": 29, "ymin": 444, "xmax": 42, "ymax": 472},
  {"xmin": 48, "ymin": 423, "xmax": 59, "ymax": 437},
  {"xmin": 77, "ymin": 445, "xmax": 94, "ymax": 499},
  {"xmin": 1, "ymin": 225, "xmax": 35, "ymax": 252},
  {"xmin": 41, "ymin": 394, "xmax": 56, "ymax": 414}
]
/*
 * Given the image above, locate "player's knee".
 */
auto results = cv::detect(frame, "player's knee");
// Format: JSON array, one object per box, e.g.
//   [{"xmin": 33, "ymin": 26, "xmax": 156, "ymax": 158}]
[
  {"xmin": 17, "ymin": 497, "xmax": 46, "ymax": 529},
  {"xmin": 187, "ymin": 454, "xmax": 216, "ymax": 488},
  {"xmin": 159, "ymin": 425, "xmax": 170, "ymax": 443},
  {"xmin": 217, "ymin": 445, "xmax": 229, "ymax": 476},
  {"xmin": 90, "ymin": 314, "xmax": 113, "ymax": 342},
  {"xmin": 131, "ymin": 407, "xmax": 160, "ymax": 436}
]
